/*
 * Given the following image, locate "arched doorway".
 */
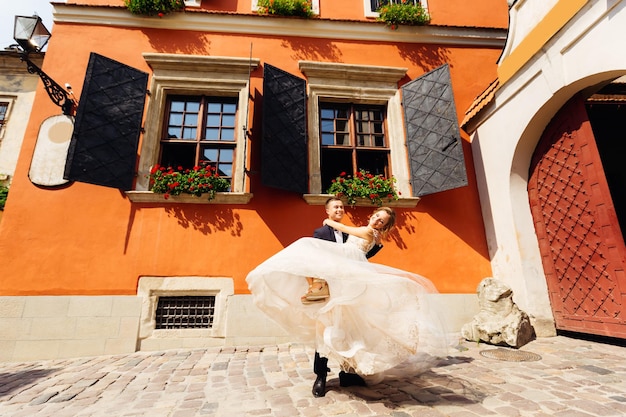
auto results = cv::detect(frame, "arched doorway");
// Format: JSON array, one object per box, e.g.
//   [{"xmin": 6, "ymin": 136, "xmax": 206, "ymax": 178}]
[{"xmin": 528, "ymin": 89, "xmax": 626, "ymax": 338}]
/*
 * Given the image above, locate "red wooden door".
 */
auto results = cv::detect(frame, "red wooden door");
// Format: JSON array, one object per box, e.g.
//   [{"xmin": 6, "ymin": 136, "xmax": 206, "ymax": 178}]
[{"xmin": 528, "ymin": 94, "xmax": 626, "ymax": 338}]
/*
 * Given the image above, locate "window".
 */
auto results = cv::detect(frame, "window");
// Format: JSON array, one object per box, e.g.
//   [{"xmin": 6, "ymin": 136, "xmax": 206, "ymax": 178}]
[
  {"xmin": 160, "ymin": 95, "xmax": 237, "ymax": 187},
  {"xmin": 299, "ymin": 61, "xmax": 411, "ymax": 197},
  {"xmin": 0, "ymin": 101, "xmax": 10, "ymax": 139},
  {"xmin": 319, "ymin": 103, "xmax": 390, "ymax": 191},
  {"xmin": 364, "ymin": 0, "xmax": 428, "ymax": 17},
  {"xmin": 134, "ymin": 54, "xmax": 259, "ymax": 201},
  {"xmin": 266, "ymin": 62, "xmax": 466, "ymax": 203},
  {"xmin": 155, "ymin": 295, "xmax": 216, "ymax": 329}
]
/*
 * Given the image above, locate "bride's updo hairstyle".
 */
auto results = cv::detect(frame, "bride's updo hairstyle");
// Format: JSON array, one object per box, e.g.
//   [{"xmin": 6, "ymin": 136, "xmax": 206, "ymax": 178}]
[{"xmin": 373, "ymin": 207, "xmax": 396, "ymax": 236}]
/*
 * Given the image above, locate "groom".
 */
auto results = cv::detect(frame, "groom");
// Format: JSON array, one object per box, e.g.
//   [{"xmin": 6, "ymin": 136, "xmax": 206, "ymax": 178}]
[
  {"xmin": 310, "ymin": 197, "xmax": 381, "ymax": 397},
  {"xmin": 313, "ymin": 196, "xmax": 383, "ymax": 257}
]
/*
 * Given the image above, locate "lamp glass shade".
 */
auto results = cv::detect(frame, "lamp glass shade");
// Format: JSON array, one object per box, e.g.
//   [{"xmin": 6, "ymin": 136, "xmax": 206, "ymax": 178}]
[{"xmin": 13, "ymin": 15, "xmax": 51, "ymax": 53}]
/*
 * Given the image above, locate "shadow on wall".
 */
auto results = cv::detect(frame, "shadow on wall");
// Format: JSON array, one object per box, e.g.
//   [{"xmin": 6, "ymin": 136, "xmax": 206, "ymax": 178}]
[
  {"xmin": 281, "ymin": 37, "xmax": 343, "ymax": 62},
  {"xmin": 141, "ymin": 28, "xmax": 212, "ymax": 54},
  {"xmin": 346, "ymin": 207, "xmax": 413, "ymax": 251},
  {"xmin": 396, "ymin": 45, "xmax": 451, "ymax": 71}
]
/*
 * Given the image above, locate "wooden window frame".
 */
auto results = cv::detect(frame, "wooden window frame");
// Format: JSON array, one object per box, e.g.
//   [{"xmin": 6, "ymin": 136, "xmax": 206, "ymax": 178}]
[
  {"xmin": 160, "ymin": 95, "xmax": 238, "ymax": 183},
  {"xmin": 0, "ymin": 99, "xmax": 14, "ymax": 140},
  {"xmin": 319, "ymin": 102, "xmax": 391, "ymax": 191},
  {"xmin": 299, "ymin": 61, "xmax": 411, "ymax": 198},
  {"xmin": 130, "ymin": 54, "xmax": 259, "ymax": 204}
]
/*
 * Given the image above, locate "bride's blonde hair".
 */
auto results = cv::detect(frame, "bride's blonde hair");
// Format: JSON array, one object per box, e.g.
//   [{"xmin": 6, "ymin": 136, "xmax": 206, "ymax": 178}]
[{"xmin": 372, "ymin": 207, "xmax": 396, "ymax": 236}]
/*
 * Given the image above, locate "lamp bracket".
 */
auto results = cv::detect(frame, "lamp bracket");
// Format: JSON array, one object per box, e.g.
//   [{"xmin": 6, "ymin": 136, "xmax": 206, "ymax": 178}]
[{"xmin": 21, "ymin": 54, "xmax": 76, "ymax": 116}]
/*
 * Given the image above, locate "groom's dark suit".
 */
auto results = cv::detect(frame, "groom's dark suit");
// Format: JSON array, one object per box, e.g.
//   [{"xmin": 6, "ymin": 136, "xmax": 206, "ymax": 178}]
[
  {"xmin": 313, "ymin": 224, "xmax": 382, "ymax": 259},
  {"xmin": 311, "ymin": 223, "xmax": 373, "ymax": 393}
]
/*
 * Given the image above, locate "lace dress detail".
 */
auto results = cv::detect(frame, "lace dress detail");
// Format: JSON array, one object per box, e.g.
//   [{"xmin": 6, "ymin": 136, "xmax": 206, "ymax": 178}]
[
  {"xmin": 346, "ymin": 234, "xmax": 375, "ymax": 254},
  {"xmin": 245, "ymin": 236, "xmax": 448, "ymax": 380}
]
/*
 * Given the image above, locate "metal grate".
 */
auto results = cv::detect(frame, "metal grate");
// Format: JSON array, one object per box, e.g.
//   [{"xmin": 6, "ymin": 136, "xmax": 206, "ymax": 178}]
[
  {"xmin": 155, "ymin": 296, "xmax": 215, "ymax": 329},
  {"xmin": 479, "ymin": 348, "xmax": 542, "ymax": 362}
]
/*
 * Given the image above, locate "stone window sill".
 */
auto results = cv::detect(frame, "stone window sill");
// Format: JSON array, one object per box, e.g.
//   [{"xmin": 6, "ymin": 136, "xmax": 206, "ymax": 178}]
[
  {"xmin": 125, "ymin": 191, "xmax": 253, "ymax": 204},
  {"xmin": 302, "ymin": 194, "xmax": 420, "ymax": 207}
]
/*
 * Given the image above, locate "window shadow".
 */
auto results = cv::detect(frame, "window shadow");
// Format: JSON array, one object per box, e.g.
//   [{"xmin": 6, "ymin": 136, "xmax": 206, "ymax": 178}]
[
  {"xmin": 0, "ymin": 369, "xmax": 57, "ymax": 399},
  {"xmin": 162, "ymin": 205, "xmax": 245, "ymax": 235}
]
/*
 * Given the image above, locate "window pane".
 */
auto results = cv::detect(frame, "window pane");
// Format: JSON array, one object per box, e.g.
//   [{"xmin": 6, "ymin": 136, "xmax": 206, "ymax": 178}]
[
  {"xmin": 222, "ymin": 114, "xmax": 235, "ymax": 127},
  {"xmin": 337, "ymin": 133, "xmax": 350, "ymax": 146},
  {"xmin": 201, "ymin": 147, "xmax": 233, "ymax": 178},
  {"xmin": 167, "ymin": 127, "xmax": 179, "ymax": 139},
  {"xmin": 160, "ymin": 143, "xmax": 196, "ymax": 169},
  {"xmin": 320, "ymin": 108, "xmax": 335, "ymax": 119},
  {"xmin": 186, "ymin": 101, "xmax": 200, "ymax": 112},
  {"xmin": 321, "ymin": 148, "xmax": 353, "ymax": 191},
  {"xmin": 203, "ymin": 148, "xmax": 218, "ymax": 163},
  {"xmin": 321, "ymin": 133, "xmax": 335, "ymax": 145},
  {"xmin": 336, "ymin": 108, "xmax": 349, "ymax": 119},
  {"xmin": 182, "ymin": 127, "xmax": 197, "ymax": 139},
  {"xmin": 170, "ymin": 100, "xmax": 185, "ymax": 112},
  {"xmin": 336, "ymin": 120, "xmax": 348, "ymax": 133},
  {"xmin": 220, "ymin": 148, "xmax": 234, "ymax": 162},
  {"xmin": 184, "ymin": 113, "xmax": 198, "ymax": 126},
  {"xmin": 207, "ymin": 102, "xmax": 222, "ymax": 113},
  {"xmin": 221, "ymin": 128, "xmax": 235, "ymax": 141},
  {"xmin": 356, "ymin": 149, "xmax": 389, "ymax": 177},
  {"xmin": 223, "ymin": 102, "xmax": 237, "ymax": 113},
  {"xmin": 218, "ymin": 164, "xmax": 232, "ymax": 177},
  {"xmin": 321, "ymin": 120, "xmax": 334, "ymax": 132},
  {"xmin": 205, "ymin": 128, "xmax": 219, "ymax": 140},
  {"xmin": 169, "ymin": 113, "xmax": 183, "ymax": 126},
  {"xmin": 206, "ymin": 114, "xmax": 220, "ymax": 127}
]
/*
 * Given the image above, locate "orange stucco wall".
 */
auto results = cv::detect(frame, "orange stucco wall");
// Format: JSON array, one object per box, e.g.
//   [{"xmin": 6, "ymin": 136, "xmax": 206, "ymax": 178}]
[{"xmin": 0, "ymin": 1, "xmax": 507, "ymax": 296}]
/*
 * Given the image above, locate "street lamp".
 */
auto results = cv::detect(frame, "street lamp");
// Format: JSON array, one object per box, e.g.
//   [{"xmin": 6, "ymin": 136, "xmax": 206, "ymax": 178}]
[{"xmin": 13, "ymin": 15, "xmax": 76, "ymax": 116}]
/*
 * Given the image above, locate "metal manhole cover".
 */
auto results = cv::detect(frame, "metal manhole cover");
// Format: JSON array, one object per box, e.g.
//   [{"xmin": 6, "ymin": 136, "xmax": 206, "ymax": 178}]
[{"xmin": 479, "ymin": 348, "xmax": 542, "ymax": 362}]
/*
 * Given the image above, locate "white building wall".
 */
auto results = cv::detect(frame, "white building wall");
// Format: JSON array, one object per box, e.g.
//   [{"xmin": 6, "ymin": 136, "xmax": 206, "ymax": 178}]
[
  {"xmin": 0, "ymin": 52, "xmax": 40, "ymax": 185},
  {"xmin": 469, "ymin": 0, "xmax": 626, "ymax": 336}
]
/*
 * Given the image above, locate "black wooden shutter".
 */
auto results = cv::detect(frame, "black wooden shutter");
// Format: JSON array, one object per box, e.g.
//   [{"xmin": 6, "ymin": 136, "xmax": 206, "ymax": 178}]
[
  {"xmin": 261, "ymin": 64, "xmax": 308, "ymax": 194},
  {"xmin": 402, "ymin": 64, "xmax": 467, "ymax": 196},
  {"xmin": 64, "ymin": 53, "xmax": 148, "ymax": 191}
]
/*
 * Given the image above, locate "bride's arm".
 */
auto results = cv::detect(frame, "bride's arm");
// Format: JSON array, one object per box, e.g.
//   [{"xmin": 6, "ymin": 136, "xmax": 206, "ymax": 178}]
[{"xmin": 323, "ymin": 219, "xmax": 373, "ymax": 241}]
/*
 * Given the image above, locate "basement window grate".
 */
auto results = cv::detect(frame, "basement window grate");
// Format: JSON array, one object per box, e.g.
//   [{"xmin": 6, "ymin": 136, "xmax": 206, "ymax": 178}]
[{"xmin": 155, "ymin": 295, "xmax": 215, "ymax": 329}]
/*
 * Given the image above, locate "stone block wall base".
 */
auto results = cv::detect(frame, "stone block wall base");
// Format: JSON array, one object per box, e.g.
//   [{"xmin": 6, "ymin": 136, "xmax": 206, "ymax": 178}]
[{"xmin": 0, "ymin": 293, "xmax": 483, "ymax": 362}]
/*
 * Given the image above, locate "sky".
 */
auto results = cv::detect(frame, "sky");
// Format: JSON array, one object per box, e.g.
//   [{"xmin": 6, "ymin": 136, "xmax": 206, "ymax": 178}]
[{"xmin": 1, "ymin": 0, "xmax": 55, "ymax": 50}]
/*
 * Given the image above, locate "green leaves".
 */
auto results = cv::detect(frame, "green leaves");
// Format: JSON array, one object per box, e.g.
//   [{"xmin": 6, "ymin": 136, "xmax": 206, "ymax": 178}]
[
  {"xmin": 377, "ymin": 1, "xmax": 430, "ymax": 29},
  {"xmin": 124, "ymin": 0, "xmax": 186, "ymax": 16},
  {"xmin": 256, "ymin": 0, "xmax": 314, "ymax": 18}
]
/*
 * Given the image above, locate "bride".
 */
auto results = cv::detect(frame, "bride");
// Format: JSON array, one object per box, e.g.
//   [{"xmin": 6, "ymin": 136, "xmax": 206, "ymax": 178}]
[{"xmin": 245, "ymin": 207, "xmax": 448, "ymax": 396}]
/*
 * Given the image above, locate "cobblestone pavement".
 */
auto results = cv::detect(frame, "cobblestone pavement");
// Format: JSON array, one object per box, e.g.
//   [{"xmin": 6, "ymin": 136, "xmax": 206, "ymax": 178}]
[{"xmin": 1, "ymin": 335, "xmax": 626, "ymax": 416}]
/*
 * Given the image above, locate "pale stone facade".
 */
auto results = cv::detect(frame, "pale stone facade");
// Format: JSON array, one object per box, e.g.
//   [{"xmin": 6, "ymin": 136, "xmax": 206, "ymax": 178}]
[{"xmin": 464, "ymin": 0, "xmax": 626, "ymax": 336}]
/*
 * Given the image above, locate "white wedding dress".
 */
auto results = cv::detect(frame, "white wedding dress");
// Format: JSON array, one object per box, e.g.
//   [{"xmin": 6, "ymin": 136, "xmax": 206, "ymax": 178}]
[{"xmin": 245, "ymin": 235, "xmax": 449, "ymax": 381}]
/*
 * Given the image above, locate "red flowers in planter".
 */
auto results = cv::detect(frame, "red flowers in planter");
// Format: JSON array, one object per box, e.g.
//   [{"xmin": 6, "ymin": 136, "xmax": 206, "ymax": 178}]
[
  {"xmin": 327, "ymin": 169, "xmax": 399, "ymax": 206},
  {"xmin": 149, "ymin": 163, "xmax": 231, "ymax": 200}
]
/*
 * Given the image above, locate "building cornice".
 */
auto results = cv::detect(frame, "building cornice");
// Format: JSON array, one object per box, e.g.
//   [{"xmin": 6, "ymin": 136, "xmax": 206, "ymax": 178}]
[
  {"xmin": 52, "ymin": 3, "xmax": 507, "ymax": 48},
  {"xmin": 0, "ymin": 50, "xmax": 44, "ymax": 76}
]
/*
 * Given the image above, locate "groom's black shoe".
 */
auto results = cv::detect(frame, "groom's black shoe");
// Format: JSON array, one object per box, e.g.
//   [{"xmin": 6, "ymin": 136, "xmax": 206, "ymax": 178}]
[
  {"xmin": 312, "ymin": 352, "xmax": 329, "ymax": 397},
  {"xmin": 339, "ymin": 371, "xmax": 367, "ymax": 387}
]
